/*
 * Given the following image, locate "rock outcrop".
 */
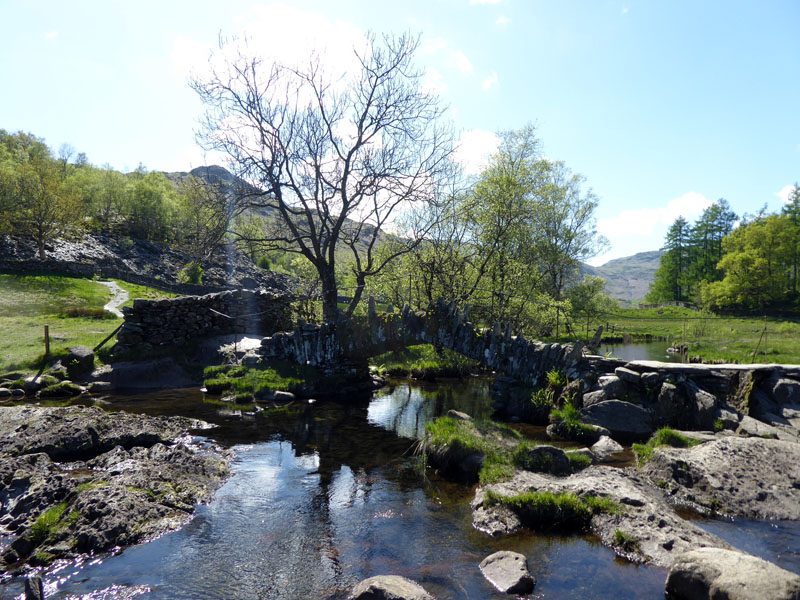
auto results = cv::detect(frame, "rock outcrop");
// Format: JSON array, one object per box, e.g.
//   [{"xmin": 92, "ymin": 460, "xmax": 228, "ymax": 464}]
[
  {"xmin": 640, "ymin": 436, "xmax": 800, "ymax": 519},
  {"xmin": 0, "ymin": 406, "xmax": 230, "ymax": 570},
  {"xmin": 665, "ymin": 547, "xmax": 800, "ymax": 600}
]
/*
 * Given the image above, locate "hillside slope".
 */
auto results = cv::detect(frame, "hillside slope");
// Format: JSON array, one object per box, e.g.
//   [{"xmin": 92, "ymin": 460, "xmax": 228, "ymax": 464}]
[{"xmin": 581, "ymin": 250, "xmax": 663, "ymax": 302}]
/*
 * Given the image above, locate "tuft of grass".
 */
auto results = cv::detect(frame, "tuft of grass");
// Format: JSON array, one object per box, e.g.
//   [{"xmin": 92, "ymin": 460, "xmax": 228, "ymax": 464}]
[
  {"xmin": 713, "ymin": 419, "xmax": 725, "ymax": 432},
  {"xmin": 421, "ymin": 416, "xmax": 523, "ymax": 484},
  {"xmin": 531, "ymin": 387, "xmax": 555, "ymax": 410},
  {"xmin": 614, "ymin": 529, "xmax": 640, "ymax": 553},
  {"xmin": 368, "ymin": 344, "xmax": 479, "ymax": 379},
  {"xmin": 549, "ymin": 403, "xmax": 597, "ymax": 439},
  {"xmin": 203, "ymin": 361, "xmax": 321, "ymax": 397},
  {"xmin": 633, "ymin": 427, "xmax": 702, "ymax": 464},
  {"xmin": 546, "ymin": 368, "xmax": 568, "ymax": 389},
  {"xmin": 566, "ymin": 452, "xmax": 592, "ymax": 472},
  {"xmin": 484, "ymin": 490, "xmax": 621, "ymax": 531},
  {"xmin": 39, "ymin": 381, "xmax": 84, "ymax": 398},
  {"xmin": 31, "ymin": 502, "xmax": 68, "ymax": 543}
]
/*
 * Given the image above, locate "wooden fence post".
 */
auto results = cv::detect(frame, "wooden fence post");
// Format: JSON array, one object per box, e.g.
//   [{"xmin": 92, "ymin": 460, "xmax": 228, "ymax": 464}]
[{"xmin": 44, "ymin": 325, "xmax": 50, "ymax": 358}]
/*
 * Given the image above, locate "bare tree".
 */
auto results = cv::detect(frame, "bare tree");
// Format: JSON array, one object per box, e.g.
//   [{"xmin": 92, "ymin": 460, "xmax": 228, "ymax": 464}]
[{"xmin": 192, "ymin": 33, "xmax": 456, "ymax": 322}]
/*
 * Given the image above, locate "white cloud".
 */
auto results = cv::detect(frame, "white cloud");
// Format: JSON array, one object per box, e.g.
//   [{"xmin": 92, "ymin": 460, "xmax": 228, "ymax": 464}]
[
  {"xmin": 496, "ymin": 15, "xmax": 511, "ymax": 26},
  {"xmin": 776, "ymin": 184, "xmax": 796, "ymax": 204},
  {"xmin": 173, "ymin": 4, "xmax": 367, "ymax": 86},
  {"xmin": 422, "ymin": 67, "xmax": 448, "ymax": 95},
  {"xmin": 597, "ymin": 191, "xmax": 712, "ymax": 241},
  {"xmin": 44, "ymin": 31, "xmax": 58, "ymax": 39},
  {"xmin": 590, "ymin": 192, "xmax": 713, "ymax": 265},
  {"xmin": 454, "ymin": 129, "xmax": 501, "ymax": 175},
  {"xmin": 481, "ymin": 71, "xmax": 498, "ymax": 91},
  {"xmin": 420, "ymin": 37, "xmax": 448, "ymax": 55},
  {"xmin": 449, "ymin": 50, "xmax": 474, "ymax": 74}
]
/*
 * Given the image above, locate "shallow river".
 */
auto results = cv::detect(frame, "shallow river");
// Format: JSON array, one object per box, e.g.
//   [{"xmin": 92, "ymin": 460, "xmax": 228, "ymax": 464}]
[{"xmin": 2, "ymin": 378, "xmax": 798, "ymax": 599}]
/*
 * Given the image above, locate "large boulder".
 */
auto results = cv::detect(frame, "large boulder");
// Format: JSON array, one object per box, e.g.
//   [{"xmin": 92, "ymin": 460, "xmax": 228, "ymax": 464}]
[
  {"xmin": 515, "ymin": 445, "xmax": 570, "ymax": 475},
  {"xmin": 580, "ymin": 400, "xmax": 653, "ymax": 442},
  {"xmin": 665, "ymin": 547, "xmax": 800, "ymax": 600},
  {"xmin": 598, "ymin": 375, "xmax": 625, "ymax": 399},
  {"xmin": 479, "ymin": 551, "xmax": 535, "ymax": 594},
  {"xmin": 350, "ymin": 575, "xmax": 434, "ymax": 600},
  {"xmin": 641, "ymin": 436, "xmax": 800, "ymax": 519},
  {"xmin": 66, "ymin": 346, "xmax": 95, "ymax": 381}
]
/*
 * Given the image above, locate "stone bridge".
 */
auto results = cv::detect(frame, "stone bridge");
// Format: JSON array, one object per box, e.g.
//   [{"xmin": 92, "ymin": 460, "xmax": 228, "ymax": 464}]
[{"xmin": 260, "ymin": 297, "xmax": 585, "ymax": 386}]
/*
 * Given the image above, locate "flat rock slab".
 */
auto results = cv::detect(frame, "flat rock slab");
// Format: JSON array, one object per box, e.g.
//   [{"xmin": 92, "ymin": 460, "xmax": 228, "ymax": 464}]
[
  {"xmin": 581, "ymin": 400, "xmax": 653, "ymax": 442},
  {"xmin": 350, "ymin": 575, "xmax": 434, "ymax": 600},
  {"xmin": 641, "ymin": 436, "xmax": 800, "ymax": 519},
  {"xmin": 666, "ymin": 547, "xmax": 800, "ymax": 600},
  {"xmin": 472, "ymin": 465, "xmax": 729, "ymax": 568},
  {"xmin": 0, "ymin": 405, "xmax": 230, "ymax": 570},
  {"xmin": 479, "ymin": 550, "xmax": 535, "ymax": 594}
]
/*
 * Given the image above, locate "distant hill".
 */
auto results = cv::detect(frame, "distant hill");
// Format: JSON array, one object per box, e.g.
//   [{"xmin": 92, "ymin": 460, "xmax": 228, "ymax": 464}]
[{"xmin": 581, "ymin": 250, "xmax": 663, "ymax": 303}]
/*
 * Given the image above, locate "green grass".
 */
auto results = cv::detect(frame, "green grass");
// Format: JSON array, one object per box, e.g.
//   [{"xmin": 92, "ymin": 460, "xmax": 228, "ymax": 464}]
[
  {"xmin": 614, "ymin": 529, "xmax": 640, "ymax": 553},
  {"xmin": 549, "ymin": 403, "xmax": 598, "ymax": 439},
  {"xmin": 31, "ymin": 502, "xmax": 68, "ymax": 543},
  {"xmin": 632, "ymin": 427, "xmax": 702, "ymax": 464},
  {"xmin": 203, "ymin": 360, "xmax": 322, "ymax": 396},
  {"xmin": 531, "ymin": 387, "xmax": 556, "ymax": 410},
  {"xmin": 484, "ymin": 490, "xmax": 621, "ymax": 532},
  {"xmin": 114, "ymin": 280, "xmax": 178, "ymax": 307},
  {"xmin": 0, "ymin": 273, "xmax": 176, "ymax": 372},
  {"xmin": 584, "ymin": 305, "xmax": 800, "ymax": 364},
  {"xmin": 369, "ymin": 344, "xmax": 479, "ymax": 378},
  {"xmin": 421, "ymin": 416, "xmax": 526, "ymax": 484}
]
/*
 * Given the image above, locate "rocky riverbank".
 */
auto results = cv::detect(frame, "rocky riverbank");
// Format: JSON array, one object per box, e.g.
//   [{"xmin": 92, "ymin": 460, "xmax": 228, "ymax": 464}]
[{"xmin": 0, "ymin": 405, "xmax": 231, "ymax": 572}]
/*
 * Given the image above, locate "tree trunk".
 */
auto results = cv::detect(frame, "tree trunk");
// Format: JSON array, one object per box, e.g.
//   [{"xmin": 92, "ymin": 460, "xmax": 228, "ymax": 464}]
[{"xmin": 319, "ymin": 266, "xmax": 339, "ymax": 323}]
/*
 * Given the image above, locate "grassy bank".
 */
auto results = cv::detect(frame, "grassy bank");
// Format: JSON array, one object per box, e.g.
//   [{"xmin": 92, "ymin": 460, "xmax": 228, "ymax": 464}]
[
  {"xmin": 369, "ymin": 344, "xmax": 480, "ymax": 379},
  {"xmin": 0, "ymin": 273, "xmax": 173, "ymax": 372},
  {"xmin": 572, "ymin": 305, "xmax": 800, "ymax": 364}
]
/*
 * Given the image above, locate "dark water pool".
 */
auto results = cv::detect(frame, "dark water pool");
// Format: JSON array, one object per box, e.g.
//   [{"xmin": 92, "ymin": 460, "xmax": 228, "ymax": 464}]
[{"xmin": 0, "ymin": 379, "xmax": 710, "ymax": 598}]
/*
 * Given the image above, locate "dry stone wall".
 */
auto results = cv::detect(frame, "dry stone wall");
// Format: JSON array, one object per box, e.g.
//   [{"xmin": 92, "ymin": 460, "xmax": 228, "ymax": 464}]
[
  {"xmin": 260, "ymin": 297, "xmax": 583, "ymax": 386},
  {"xmin": 116, "ymin": 289, "xmax": 293, "ymax": 350}
]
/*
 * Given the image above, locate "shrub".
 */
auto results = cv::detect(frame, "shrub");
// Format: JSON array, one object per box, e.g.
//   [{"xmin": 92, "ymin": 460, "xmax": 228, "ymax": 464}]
[
  {"xmin": 633, "ymin": 427, "xmax": 702, "ymax": 464},
  {"xmin": 257, "ymin": 255, "xmax": 272, "ymax": 270},
  {"xmin": 178, "ymin": 261, "xmax": 203, "ymax": 285},
  {"xmin": 531, "ymin": 387, "xmax": 555, "ymax": 410},
  {"xmin": 546, "ymin": 368, "xmax": 568, "ymax": 389}
]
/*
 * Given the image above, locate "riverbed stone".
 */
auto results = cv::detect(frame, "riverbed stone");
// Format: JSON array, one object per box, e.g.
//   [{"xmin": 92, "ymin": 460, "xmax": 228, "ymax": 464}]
[
  {"xmin": 66, "ymin": 345, "xmax": 94, "ymax": 380},
  {"xmin": 580, "ymin": 400, "xmax": 653, "ymax": 442},
  {"xmin": 598, "ymin": 375, "xmax": 625, "ymax": 399},
  {"xmin": 350, "ymin": 575, "xmax": 434, "ymax": 600},
  {"xmin": 640, "ymin": 436, "xmax": 800, "ymax": 519},
  {"xmin": 665, "ymin": 547, "xmax": 800, "ymax": 600},
  {"xmin": 615, "ymin": 367, "xmax": 641, "ymax": 385},
  {"xmin": 771, "ymin": 377, "xmax": 800, "ymax": 405},
  {"xmin": 0, "ymin": 387, "xmax": 11, "ymax": 397},
  {"xmin": 582, "ymin": 390, "xmax": 607, "ymax": 407},
  {"xmin": 516, "ymin": 445, "xmax": 570, "ymax": 475},
  {"xmin": 641, "ymin": 371, "xmax": 660, "ymax": 387},
  {"xmin": 591, "ymin": 435, "xmax": 624, "ymax": 460},
  {"xmin": 479, "ymin": 550, "xmax": 535, "ymax": 594}
]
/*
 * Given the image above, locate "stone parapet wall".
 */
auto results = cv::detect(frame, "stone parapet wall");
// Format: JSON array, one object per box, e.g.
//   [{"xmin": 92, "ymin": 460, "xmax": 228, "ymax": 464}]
[
  {"xmin": 261, "ymin": 298, "xmax": 582, "ymax": 386},
  {"xmin": 117, "ymin": 289, "xmax": 293, "ymax": 349}
]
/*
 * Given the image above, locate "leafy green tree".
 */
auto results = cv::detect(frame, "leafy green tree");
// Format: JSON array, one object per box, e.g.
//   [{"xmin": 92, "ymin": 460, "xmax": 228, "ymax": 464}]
[
  {"xmin": 647, "ymin": 216, "xmax": 691, "ymax": 302},
  {"xmin": 781, "ymin": 184, "xmax": 800, "ymax": 296},
  {"xmin": 122, "ymin": 168, "xmax": 178, "ymax": 242},
  {"xmin": 176, "ymin": 175, "xmax": 231, "ymax": 261}
]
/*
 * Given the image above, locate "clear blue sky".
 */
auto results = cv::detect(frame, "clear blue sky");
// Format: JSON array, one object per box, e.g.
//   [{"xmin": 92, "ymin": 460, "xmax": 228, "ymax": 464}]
[{"xmin": 1, "ymin": 0, "xmax": 798, "ymax": 265}]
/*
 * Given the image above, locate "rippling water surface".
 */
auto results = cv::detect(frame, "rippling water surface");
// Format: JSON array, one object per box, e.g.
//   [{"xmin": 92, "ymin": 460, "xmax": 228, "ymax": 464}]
[{"xmin": 0, "ymin": 379, "xmax": 676, "ymax": 599}]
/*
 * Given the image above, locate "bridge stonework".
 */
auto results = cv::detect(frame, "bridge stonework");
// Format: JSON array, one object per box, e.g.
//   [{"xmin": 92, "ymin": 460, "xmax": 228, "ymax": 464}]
[{"xmin": 260, "ymin": 297, "xmax": 584, "ymax": 386}]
